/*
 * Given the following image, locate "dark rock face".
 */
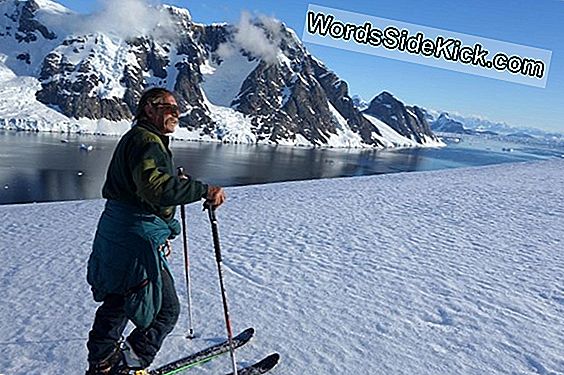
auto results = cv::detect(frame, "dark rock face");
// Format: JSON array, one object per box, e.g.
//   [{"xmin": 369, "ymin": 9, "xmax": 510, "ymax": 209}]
[
  {"xmin": 35, "ymin": 35, "xmax": 132, "ymax": 120},
  {"xmin": 199, "ymin": 24, "xmax": 230, "ymax": 55},
  {"xmin": 121, "ymin": 37, "xmax": 174, "ymax": 117},
  {"xmin": 16, "ymin": 52, "xmax": 31, "ymax": 64},
  {"xmin": 309, "ymin": 58, "xmax": 383, "ymax": 146},
  {"xmin": 233, "ymin": 59, "xmax": 335, "ymax": 144},
  {"xmin": 363, "ymin": 92, "xmax": 438, "ymax": 144},
  {"xmin": 231, "ymin": 24, "xmax": 384, "ymax": 146},
  {"xmin": 15, "ymin": 0, "xmax": 56, "ymax": 42}
]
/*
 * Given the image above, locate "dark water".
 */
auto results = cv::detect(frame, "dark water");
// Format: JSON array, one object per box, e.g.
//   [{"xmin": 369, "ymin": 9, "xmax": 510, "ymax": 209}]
[{"xmin": 0, "ymin": 130, "xmax": 555, "ymax": 205}]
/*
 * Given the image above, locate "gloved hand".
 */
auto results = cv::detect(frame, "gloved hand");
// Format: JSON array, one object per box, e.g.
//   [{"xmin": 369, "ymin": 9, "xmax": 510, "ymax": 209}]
[{"xmin": 206, "ymin": 186, "xmax": 226, "ymax": 208}]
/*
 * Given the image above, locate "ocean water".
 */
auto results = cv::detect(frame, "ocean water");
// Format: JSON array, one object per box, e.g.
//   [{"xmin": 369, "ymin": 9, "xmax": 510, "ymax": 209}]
[{"xmin": 0, "ymin": 130, "xmax": 557, "ymax": 204}]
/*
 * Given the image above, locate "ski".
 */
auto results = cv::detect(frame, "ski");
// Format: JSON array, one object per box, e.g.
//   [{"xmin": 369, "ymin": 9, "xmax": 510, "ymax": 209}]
[
  {"xmin": 225, "ymin": 353, "xmax": 280, "ymax": 375},
  {"xmin": 149, "ymin": 328, "xmax": 255, "ymax": 375}
]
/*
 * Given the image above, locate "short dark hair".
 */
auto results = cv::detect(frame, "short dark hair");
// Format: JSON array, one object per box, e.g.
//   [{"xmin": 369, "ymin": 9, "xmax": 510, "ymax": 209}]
[{"xmin": 135, "ymin": 87, "xmax": 176, "ymax": 122}]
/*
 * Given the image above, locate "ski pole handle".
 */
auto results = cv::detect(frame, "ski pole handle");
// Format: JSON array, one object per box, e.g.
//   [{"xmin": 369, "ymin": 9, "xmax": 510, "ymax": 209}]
[{"xmin": 206, "ymin": 206, "xmax": 222, "ymax": 264}]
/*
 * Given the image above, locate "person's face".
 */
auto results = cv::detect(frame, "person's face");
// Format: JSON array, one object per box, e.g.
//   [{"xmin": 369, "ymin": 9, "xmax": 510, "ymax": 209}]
[{"xmin": 145, "ymin": 94, "xmax": 180, "ymax": 134}]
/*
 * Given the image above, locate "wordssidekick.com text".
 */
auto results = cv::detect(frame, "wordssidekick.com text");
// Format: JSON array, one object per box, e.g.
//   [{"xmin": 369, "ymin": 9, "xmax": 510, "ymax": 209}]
[{"xmin": 307, "ymin": 10, "xmax": 546, "ymax": 80}]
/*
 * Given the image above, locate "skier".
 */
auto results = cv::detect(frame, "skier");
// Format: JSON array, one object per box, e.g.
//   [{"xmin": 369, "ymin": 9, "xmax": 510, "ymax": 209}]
[{"xmin": 85, "ymin": 87, "xmax": 226, "ymax": 375}]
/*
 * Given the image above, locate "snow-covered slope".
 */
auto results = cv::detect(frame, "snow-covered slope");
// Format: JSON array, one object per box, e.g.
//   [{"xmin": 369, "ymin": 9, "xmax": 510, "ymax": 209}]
[
  {"xmin": 0, "ymin": 61, "xmax": 69, "ymax": 130},
  {"xmin": 364, "ymin": 113, "xmax": 419, "ymax": 147},
  {"xmin": 0, "ymin": 159, "xmax": 562, "ymax": 374},
  {"xmin": 364, "ymin": 91, "xmax": 445, "ymax": 147},
  {"xmin": 200, "ymin": 49, "xmax": 259, "ymax": 107}
]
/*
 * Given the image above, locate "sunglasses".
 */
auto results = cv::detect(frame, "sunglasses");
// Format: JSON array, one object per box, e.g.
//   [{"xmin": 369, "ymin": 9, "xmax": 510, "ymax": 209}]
[{"xmin": 152, "ymin": 103, "xmax": 180, "ymax": 114}]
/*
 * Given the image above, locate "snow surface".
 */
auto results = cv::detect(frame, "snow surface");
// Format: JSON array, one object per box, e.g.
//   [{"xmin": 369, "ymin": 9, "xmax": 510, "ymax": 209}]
[
  {"xmin": 201, "ymin": 50, "xmax": 259, "ymax": 107},
  {"xmin": 325, "ymin": 101, "xmax": 366, "ymax": 148},
  {"xmin": 364, "ymin": 113, "xmax": 445, "ymax": 148},
  {"xmin": 33, "ymin": 0, "xmax": 72, "ymax": 14},
  {"xmin": 365, "ymin": 113, "xmax": 419, "ymax": 147},
  {"xmin": 0, "ymin": 159, "xmax": 563, "ymax": 374},
  {"xmin": 172, "ymin": 93, "xmax": 258, "ymax": 144},
  {"xmin": 0, "ymin": 62, "xmax": 70, "ymax": 130}
]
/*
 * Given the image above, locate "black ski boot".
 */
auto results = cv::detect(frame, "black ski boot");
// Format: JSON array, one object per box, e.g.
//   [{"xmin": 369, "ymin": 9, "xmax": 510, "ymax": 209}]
[
  {"xmin": 86, "ymin": 348, "xmax": 148, "ymax": 375},
  {"xmin": 85, "ymin": 346, "xmax": 123, "ymax": 375},
  {"xmin": 112, "ymin": 340, "xmax": 148, "ymax": 375}
]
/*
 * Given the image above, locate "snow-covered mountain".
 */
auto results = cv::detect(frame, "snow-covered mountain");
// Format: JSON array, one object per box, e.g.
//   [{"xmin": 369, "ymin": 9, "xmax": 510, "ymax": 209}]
[
  {"xmin": 449, "ymin": 114, "xmax": 520, "ymax": 135},
  {"xmin": 430, "ymin": 113, "xmax": 472, "ymax": 134},
  {"xmin": 362, "ymin": 92, "xmax": 442, "ymax": 147},
  {"xmin": 0, "ymin": 0, "xmax": 443, "ymax": 148},
  {"xmin": 425, "ymin": 109, "xmax": 562, "ymax": 139}
]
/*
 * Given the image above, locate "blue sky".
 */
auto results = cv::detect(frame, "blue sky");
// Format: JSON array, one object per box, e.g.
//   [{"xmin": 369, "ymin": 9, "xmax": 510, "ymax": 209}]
[{"xmin": 57, "ymin": 0, "xmax": 563, "ymax": 133}]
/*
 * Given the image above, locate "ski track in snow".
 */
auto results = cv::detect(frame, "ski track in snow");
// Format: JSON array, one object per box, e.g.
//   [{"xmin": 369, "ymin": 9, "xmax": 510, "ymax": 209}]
[{"xmin": 0, "ymin": 160, "xmax": 563, "ymax": 374}]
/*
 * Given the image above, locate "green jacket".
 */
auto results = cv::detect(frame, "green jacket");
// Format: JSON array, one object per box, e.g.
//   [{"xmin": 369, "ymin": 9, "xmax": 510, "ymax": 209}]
[
  {"xmin": 88, "ymin": 120, "xmax": 208, "ymax": 328},
  {"xmin": 102, "ymin": 119, "xmax": 208, "ymax": 221}
]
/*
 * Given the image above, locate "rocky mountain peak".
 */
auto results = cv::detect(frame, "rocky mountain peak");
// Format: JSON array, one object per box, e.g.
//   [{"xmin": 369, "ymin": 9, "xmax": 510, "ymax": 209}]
[
  {"xmin": 364, "ymin": 91, "xmax": 439, "ymax": 145},
  {"xmin": 163, "ymin": 4, "xmax": 192, "ymax": 21},
  {"xmin": 431, "ymin": 112, "xmax": 467, "ymax": 134},
  {"xmin": 375, "ymin": 90, "xmax": 396, "ymax": 101},
  {"xmin": 437, "ymin": 112, "xmax": 452, "ymax": 121},
  {"xmin": 431, "ymin": 112, "xmax": 471, "ymax": 134}
]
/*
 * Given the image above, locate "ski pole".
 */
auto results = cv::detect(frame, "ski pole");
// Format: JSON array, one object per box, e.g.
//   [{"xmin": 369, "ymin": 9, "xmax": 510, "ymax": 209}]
[
  {"xmin": 177, "ymin": 167, "xmax": 195, "ymax": 339},
  {"xmin": 205, "ymin": 204, "xmax": 238, "ymax": 375}
]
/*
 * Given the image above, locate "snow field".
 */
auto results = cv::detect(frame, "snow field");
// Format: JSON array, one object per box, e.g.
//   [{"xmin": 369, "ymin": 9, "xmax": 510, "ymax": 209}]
[
  {"xmin": 0, "ymin": 159, "xmax": 562, "ymax": 374},
  {"xmin": 200, "ymin": 50, "xmax": 259, "ymax": 108}
]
